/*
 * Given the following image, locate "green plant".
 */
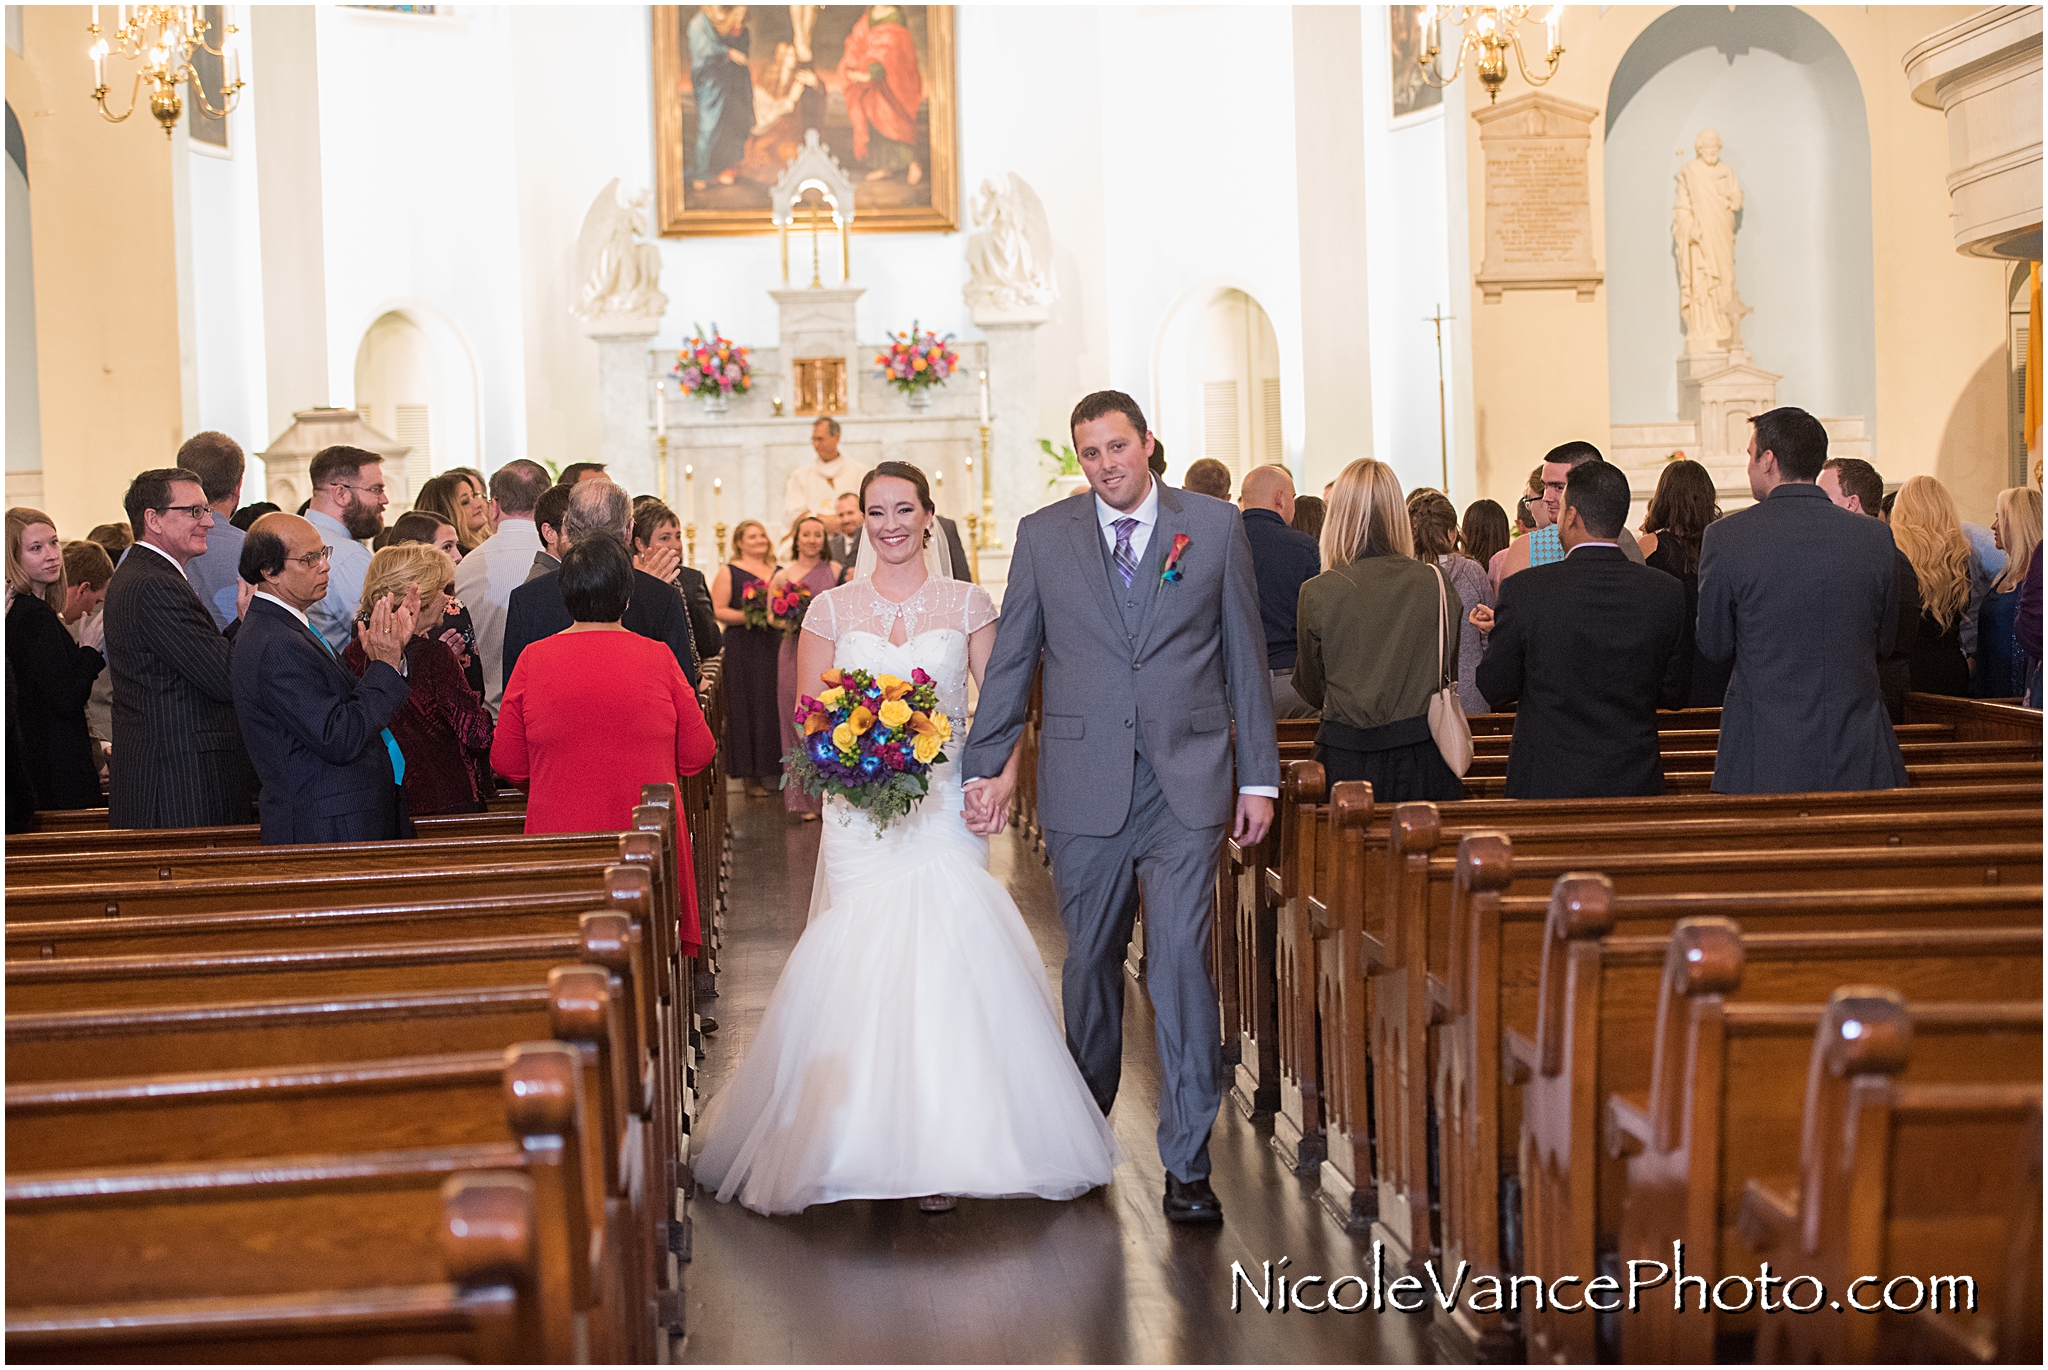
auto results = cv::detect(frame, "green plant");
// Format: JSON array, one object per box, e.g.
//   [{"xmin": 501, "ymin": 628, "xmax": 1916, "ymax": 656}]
[{"xmin": 1039, "ymin": 438, "xmax": 1081, "ymax": 485}]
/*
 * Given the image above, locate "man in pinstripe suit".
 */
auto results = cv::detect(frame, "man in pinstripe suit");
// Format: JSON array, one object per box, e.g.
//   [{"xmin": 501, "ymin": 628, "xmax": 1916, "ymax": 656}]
[{"xmin": 102, "ymin": 467, "xmax": 256, "ymax": 828}]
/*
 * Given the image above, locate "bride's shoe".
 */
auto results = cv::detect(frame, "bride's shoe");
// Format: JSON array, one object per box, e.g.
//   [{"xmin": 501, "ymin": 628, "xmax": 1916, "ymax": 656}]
[{"xmin": 918, "ymin": 1194, "xmax": 956, "ymax": 1214}]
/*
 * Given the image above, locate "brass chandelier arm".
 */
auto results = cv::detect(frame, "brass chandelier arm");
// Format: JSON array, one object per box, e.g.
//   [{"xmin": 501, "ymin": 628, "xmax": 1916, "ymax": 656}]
[
  {"xmin": 92, "ymin": 71, "xmax": 147, "ymax": 125},
  {"xmin": 1512, "ymin": 35, "xmax": 1564, "ymax": 88}
]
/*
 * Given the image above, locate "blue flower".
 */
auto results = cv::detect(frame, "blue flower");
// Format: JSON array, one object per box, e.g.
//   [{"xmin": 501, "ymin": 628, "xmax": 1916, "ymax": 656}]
[{"xmin": 860, "ymin": 754, "xmax": 881, "ymax": 775}]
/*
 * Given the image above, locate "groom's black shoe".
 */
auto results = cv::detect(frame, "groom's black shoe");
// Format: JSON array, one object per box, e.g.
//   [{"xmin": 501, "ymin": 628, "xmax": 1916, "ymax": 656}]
[{"xmin": 1163, "ymin": 1175, "xmax": 1224, "ymax": 1225}]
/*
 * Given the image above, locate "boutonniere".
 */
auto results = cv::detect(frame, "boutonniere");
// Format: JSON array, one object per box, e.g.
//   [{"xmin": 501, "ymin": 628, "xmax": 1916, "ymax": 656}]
[{"xmin": 1160, "ymin": 533, "xmax": 1192, "ymax": 585}]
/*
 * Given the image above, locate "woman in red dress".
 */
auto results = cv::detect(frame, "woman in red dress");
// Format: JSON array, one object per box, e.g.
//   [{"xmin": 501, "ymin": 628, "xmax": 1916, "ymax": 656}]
[{"xmin": 492, "ymin": 536, "xmax": 718, "ymax": 953}]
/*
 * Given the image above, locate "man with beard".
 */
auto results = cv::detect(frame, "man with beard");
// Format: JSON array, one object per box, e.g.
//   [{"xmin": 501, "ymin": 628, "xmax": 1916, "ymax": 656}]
[{"xmin": 302, "ymin": 445, "xmax": 391, "ymax": 650}]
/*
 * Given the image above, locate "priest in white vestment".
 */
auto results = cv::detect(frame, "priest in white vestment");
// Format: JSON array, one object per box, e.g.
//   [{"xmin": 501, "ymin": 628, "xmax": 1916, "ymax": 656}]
[{"xmin": 783, "ymin": 417, "xmax": 864, "ymax": 525}]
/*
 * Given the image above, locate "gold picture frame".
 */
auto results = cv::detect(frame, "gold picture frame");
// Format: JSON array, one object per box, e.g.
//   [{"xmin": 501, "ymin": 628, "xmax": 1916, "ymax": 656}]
[{"xmin": 654, "ymin": 5, "xmax": 958, "ymax": 237}]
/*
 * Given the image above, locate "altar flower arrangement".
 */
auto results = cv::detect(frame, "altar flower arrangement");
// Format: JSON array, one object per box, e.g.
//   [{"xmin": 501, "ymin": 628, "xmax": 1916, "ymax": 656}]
[
  {"xmin": 876, "ymin": 322, "xmax": 958, "ymax": 395},
  {"xmin": 768, "ymin": 580, "xmax": 813, "ymax": 639},
  {"xmin": 785, "ymin": 667, "xmax": 954, "ymax": 833},
  {"xmin": 675, "ymin": 324, "xmax": 752, "ymax": 399},
  {"xmin": 740, "ymin": 580, "xmax": 772, "ymax": 630}
]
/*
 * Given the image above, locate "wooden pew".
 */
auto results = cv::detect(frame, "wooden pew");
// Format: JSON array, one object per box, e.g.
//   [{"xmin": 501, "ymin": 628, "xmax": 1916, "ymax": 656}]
[
  {"xmin": 7, "ymin": 1041, "xmax": 633, "ymax": 1361},
  {"xmin": 1511, "ymin": 910, "xmax": 2041, "ymax": 1362},
  {"xmin": 1422, "ymin": 832, "xmax": 2042, "ymax": 1359},
  {"xmin": 24, "ymin": 788, "xmax": 531, "ymax": 832},
  {"xmin": 6, "ymin": 1163, "xmax": 569, "ymax": 1363},
  {"xmin": 1611, "ymin": 987, "xmax": 2042, "ymax": 1364},
  {"xmin": 1740, "ymin": 997, "xmax": 2043, "ymax": 1365},
  {"xmin": 4, "ymin": 808, "xmax": 527, "ymax": 856}
]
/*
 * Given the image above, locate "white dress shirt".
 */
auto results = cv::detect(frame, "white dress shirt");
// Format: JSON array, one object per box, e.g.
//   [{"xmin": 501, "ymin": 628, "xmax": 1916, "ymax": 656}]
[
  {"xmin": 1095, "ymin": 475, "xmax": 1274, "ymax": 801},
  {"xmin": 132, "ymin": 539, "xmax": 190, "ymax": 578},
  {"xmin": 453, "ymin": 516, "xmax": 542, "ymax": 713}
]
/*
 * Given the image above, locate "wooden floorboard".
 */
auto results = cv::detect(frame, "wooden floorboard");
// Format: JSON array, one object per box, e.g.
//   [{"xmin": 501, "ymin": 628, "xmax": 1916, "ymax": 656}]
[{"xmin": 684, "ymin": 792, "xmax": 1436, "ymax": 1364}]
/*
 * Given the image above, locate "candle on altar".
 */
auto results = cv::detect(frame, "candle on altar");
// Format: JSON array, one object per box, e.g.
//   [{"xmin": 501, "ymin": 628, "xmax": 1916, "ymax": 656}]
[
  {"xmin": 655, "ymin": 379, "xmax": 666, "ymax": 435},
  {"xmin": 978, "ymin": 370, "xmax": 990, "ymax": 424},
  {"xmin": 713, "ymin": 478, "xmax": 723, "ymax": 523},
  {"xmin": 684, "ymin": 465, "xmax": 695, "ymax": 525},
  {"xmin": 933, "ymin": 470, "xmax": 945, "ymax": 515}
]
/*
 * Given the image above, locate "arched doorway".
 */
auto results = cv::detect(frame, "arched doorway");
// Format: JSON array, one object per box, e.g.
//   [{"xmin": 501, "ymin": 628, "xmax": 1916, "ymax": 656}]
[
  {"xmin": 350, "ymin": 303, "xmax": 481, "ymax": 505},
  {"xmin": 1153, "ymin": 284, "xmax": 1285, "ymax": 488}
]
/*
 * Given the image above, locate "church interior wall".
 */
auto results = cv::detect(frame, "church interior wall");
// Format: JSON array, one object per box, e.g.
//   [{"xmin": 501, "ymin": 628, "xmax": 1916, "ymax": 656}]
[{"xmin": 6, "ymin": 102, "xmax": 45, "ymax": 499}]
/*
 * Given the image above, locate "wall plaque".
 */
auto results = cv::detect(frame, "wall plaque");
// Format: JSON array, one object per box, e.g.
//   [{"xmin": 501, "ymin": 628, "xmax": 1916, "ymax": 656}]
[{"xmin": 1473, "ymin": 93, "xmax": 1603, "ymax": 303}]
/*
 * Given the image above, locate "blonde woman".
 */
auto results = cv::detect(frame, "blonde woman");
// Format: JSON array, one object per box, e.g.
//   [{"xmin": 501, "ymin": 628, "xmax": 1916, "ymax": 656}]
[
  {"xmin": 1975, "ymin": 487, "xmax": 2042, "ymax": 698},
  {"xmin": 1294, "ymin": 459, "xmax": 1464, "ymax": 801},
  {"xmin": 6, "ymin": 508, "xmax": 105, "ymax": 808},
  {"xmin": 339, "ymin": 542, "xmax": 494, "ymax": 814},
  {"xmin": 1890, "ymin": 475, "xmax": 1972, "ymax": 696},
  {"xmin": 712, "ymin": 518, "xmax": 782, "ymax": 797}
]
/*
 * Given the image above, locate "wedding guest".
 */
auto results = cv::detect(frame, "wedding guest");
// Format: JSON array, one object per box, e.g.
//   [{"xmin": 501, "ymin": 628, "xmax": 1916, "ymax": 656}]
[
  {"xmin": 1975, "ymin": 487, "xmax": 2040, "ymax": 698},
  {"xmin": 529, "ymin": 484, "xmax": 570, "ymax": 583},
  {"xmin": 1959, "ymin": 513, "xmax": 2006, "ymax": 666},
  {"xmin": 492, "ymin": 537, "xmax": 716, "ymax": 952},
  {"xmin": 712, "ymin": 518, "xmax": 783, "ymax": 799},
  {"xmin": 1149, "ymin": 435, "xmax": 1169, "ymax": 478},
  {"xmin": 772, "ymin": 513, "xmax": 838, "ymax": 819},
  {"xmin": 1459, "ymin": 498, "xmax": 1510, "ymax": 575},
  {"xmin": 1820, "ymin": 456, "xmax": 1921, "ymax": 722},
  {"xmin": 229, "ymin": 502, "xmax": 278, "ymax": 532},
  {"xmin": 342, "ymin": 542, "xmax": 494, "ymax": 815},
  {"xmin": 1238, "ymin": 465, "xmax": 1321, "ymax": 719},
  {"xmin": 1474, "ymin": 461, "xmax": 1687, "ymax": 798},
  {"xmin": 1183, "ymin": 458, "xmax": 1233, "ymax": 502},
  {"xmin": 234, "ymin": 512, "xmax": 415, "ymax": 843},
  {"xmin": 1408, "ymin": 488, "xmax": 1494, "ymax": 715},
  {"xmin": 1294, "ymin": 458, "xmax": 1463, "ymax": 801},
  {"xmin": 176, "ymin": 430, "xmax": 250, "ymax": 631},
  {"xmin": 102, "ymin": 467, "xmax": 256, "ymax": 828},
  {"xmin": 556, "ymin": 461, "xmax": 608, "ymax": 486},
  {"xmin": 826, "ymin": 491, "xmax": 862, "ymax": 573},
  {"xmin": 87, "ymin": 522, "xmax": 133, "ymax": 559},
  {"xmin": 302, "ymin": 444, "xmax": 391, "ymax": 650},
  {"xmin": 502, "ymin": 480, "xmax": 700, "ymax": 687},
  {"xmin": 633, "ymin": 499, "xmax": 721, "ymax": 663},
  {"xmin": 384, "ymin": 510, "xmax": 485, "ymax": 699},
  {"xmin": 1290, "ymin": 493, "xmax": 1326, "ymax": 542},
  {"xmin": 6, "ymin": 508, "xmax": 104, "ymax": 808},
  {"xmin": 2016, "ymin": 518, "xmax": 2043, "ymax": 705},
  {"xmin": 1493, "ymin": 466, "xmax": 1549, "ymax": 587},
  {"xmin": 62, "ymin": 540, "xmax": 115, "ymax": 769},
  {"xmin": 1698, "ymin": 407, "xmax": 1904, "ymax": 793},
  {"xmin": 1889, "ymin": 474, "xmax": 1972, "ymax": 696},
  {"xmin": 413, "ymin": 472, "xmax": 484, "ymax": 556},
  {"xmin": 1497, "ymin": 442, "xmax": 1645, "ymax": 583},
  {"xmin": 446, "ymin": 467, "xmax": 494, "ymax": 550},
  {"xmin": 452, "ymin": 458, "xmax": 549, "ymax": 711},
  {"xmin": 1637, "ymin": 458, "xmax": 1731, "ymax": 706}
]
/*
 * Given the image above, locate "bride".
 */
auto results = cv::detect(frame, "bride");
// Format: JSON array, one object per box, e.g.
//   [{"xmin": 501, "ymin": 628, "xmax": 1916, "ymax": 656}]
[{"xmin": 692, "ymin": 461, "xmax": 1120, "ymax": 1215}]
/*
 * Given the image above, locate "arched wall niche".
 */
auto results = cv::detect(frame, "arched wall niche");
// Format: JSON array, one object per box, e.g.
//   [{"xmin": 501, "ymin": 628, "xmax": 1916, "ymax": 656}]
[
  {"xmin": 348, "ymin": 299, "xmax": 482, "ymax": 504},
  {"xmin": 1151, "ymin": 279, "xmax": 1286, "ymax": 490},
  {"xmin": 1603, "ymin": 6, "xmax": 1877, "ymax": 442}
]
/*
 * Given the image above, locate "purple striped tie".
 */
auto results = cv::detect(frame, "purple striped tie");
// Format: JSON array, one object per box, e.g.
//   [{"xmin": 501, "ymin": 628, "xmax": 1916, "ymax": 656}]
[{"xmin": 1112, "ymin": 518, "xmax": 1138, "ymax": 587}]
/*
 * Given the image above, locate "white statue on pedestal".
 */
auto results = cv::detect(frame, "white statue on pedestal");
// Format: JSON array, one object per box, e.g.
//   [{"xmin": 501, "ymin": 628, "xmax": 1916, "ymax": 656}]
[
  {"xmin": 1672, "ymin": 130, "xmax": 1745, "ymax": 355},
  {"xmin": 963, "ymin": 173, "xmax": 1058, "ymax": 319},
  {"xmin": 571, "ymin": 178, "xmax": 668, "ymax": 325}
]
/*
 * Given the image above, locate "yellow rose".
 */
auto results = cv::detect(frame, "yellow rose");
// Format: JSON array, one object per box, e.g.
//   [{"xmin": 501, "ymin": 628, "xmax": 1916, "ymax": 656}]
[
  {"xmin": 817, "ymin": 686, "xmax": 845, "ymax": 708},
  {"xmin": 849, "ymin": 705, "xmax": 876, "ymax": 736},
  {"xmin": 913, "ymin": 731, "xmax": 944, "ymax": 764},
  {"xmin": 831, "ymin": 721, "xmax": 858, "ymax": 753},
  {"xmin": 930, "ymin": 710, "xmax": 952, "ymax": 741},
  {"xmin": 878, "ymin": 699, "xmax": 912, "ymax": 730}
]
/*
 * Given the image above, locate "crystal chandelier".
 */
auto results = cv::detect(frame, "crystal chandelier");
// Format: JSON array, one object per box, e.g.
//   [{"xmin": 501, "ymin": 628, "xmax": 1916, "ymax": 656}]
[
  {"xmin": 1417, "ymin": 5, "xmax": 1565, "ymax": 105},
  {"xmin": 87, "ymin": 6, "xmax": 245, "ymax": 139}
]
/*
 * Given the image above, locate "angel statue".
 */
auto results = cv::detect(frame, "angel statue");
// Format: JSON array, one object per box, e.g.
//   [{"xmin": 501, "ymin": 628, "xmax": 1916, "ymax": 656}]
[
  {"xmin": 963, "ymin": 173, "xmax": 1058, "ymax": 316},
  {"xmin": 571, "ymin": 178, "xmax": 668, "ymax": 324}
]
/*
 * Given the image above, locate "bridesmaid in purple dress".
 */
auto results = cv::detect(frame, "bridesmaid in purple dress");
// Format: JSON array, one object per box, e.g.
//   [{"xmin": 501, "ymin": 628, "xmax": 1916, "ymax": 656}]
[
  {"xmin": 711, "ymin": 520, "xmax": 784, "ymax": 799},
  {"xmin": 772, "ymin": 514, "xmax": 841, "ymax": 820}
]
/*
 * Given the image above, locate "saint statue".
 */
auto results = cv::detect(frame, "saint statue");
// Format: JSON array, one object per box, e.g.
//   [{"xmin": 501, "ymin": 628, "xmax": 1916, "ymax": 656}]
[
  {"xmin": 964, "ymin": 173, "xmax": 1059, "ymax": 315},
  {"xmin": 1672, "ymin": 130, "xmax": 1745, "ymax": 355},
  {"xmin": 570, "ymin": 179, "xmax": 667, "ymax": 324}
]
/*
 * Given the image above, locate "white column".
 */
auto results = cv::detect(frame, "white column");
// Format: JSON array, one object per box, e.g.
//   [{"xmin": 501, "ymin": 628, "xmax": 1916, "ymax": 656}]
[
  {"xmin": 586, "ymin": 322, "xmax": 658, "ymax": 495},
  {"xmin": 980, "ymin": 318, "xmax": 1045, "ymax": 549}
]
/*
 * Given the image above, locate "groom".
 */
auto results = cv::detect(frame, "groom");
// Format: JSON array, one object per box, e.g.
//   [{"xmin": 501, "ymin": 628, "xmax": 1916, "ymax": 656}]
[{"xmin": 962, "ymin": 390, "xmax": 1279, "ymax": 1225}]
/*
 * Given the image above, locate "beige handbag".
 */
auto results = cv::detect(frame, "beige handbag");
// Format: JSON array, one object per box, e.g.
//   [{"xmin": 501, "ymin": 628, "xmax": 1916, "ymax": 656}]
[{"xmin": 1428, "ymin": 561, "xmax": 1474, "ymax": 777}]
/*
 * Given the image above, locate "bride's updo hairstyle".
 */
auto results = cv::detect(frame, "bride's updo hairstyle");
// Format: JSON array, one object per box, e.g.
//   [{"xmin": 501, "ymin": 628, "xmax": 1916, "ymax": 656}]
[{"xmin": 859, "ymin": 461, "xmax": 935, "ymax": 547}]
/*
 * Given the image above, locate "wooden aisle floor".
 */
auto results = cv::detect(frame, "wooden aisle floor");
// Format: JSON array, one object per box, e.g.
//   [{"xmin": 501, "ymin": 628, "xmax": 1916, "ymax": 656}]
[{"xmin": 682, "ymin": 792, "xmax": 1435, "ymax": 1365}]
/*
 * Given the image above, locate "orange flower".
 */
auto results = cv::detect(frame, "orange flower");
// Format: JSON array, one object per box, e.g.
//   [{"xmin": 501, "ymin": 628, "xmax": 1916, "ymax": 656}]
[
  {"xmin": 876, "ymin": 674, "xmax": 913, "ymax": 701},
  {"xmin": 848, "ymin": 705, "xmax": 876, "ymax": 736},
  {"xmin": 820, "ymin": 668, "xmax": 843, "ymax": 687},
  {"xmin": 803, "ymin": 711, "xmax": 830, "ymax": 736}
]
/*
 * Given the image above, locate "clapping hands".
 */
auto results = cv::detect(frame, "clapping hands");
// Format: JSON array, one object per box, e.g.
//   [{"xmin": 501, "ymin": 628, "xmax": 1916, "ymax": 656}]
[
  {"xmin": 358, "ymin": 584, "xmax": 420, "ymax": 670},
  {"xmin": 635, "ymin": 543, "xmax": 682, "ymax": 585}
]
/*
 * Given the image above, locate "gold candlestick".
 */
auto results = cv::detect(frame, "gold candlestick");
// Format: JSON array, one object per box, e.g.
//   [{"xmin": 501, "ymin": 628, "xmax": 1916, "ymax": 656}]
[
  {"xmin": 977, "ymin": 422, "xmax": 998, "ymax": 548},
  {"xmin": 964, "ymin": 514, "xmax": 983, "ymax": 583},
  {"xmin": 685, "ymin": 522, "xmax": 698, "ymax": 567},
  {"xmin": 715, "ymin": 521, "xmax": 729, "ymax": 562},
  {"xmin": 656, "ymin": 432, "xmax": 670, "ymax": 506}
]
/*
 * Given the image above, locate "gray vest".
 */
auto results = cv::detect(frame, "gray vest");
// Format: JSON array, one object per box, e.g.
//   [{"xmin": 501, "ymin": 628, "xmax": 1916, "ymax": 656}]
[{"xmin": 1098, "ymin": 516, "xmax": 1166, "ymax": 646}]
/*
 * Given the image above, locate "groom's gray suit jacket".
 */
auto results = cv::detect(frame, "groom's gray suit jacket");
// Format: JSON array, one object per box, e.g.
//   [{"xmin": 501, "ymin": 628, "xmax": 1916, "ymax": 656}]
[{"xmin": 963, "ymin": 483, "xmax": 1280, "ymax": 836}]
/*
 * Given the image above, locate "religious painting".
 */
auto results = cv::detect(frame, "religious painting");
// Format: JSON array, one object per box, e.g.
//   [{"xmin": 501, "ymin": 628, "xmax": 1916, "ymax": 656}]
[
  {"xmin": 654, "ymin": 5, "xmax": 958, "ymax": 236},
  {"xmin": 1389, "ymin": 5, "xmax": 1443, "ymax": 125}
]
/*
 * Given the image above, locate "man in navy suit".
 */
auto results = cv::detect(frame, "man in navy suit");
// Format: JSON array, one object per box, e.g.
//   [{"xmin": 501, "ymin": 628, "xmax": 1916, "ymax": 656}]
[
  {"xmin": 230, "ymin": 513, "xmax": 417, "ymax": 844},
  {"xmin": 1474, "ymin": 461, "xmax": 1688, "ymax": 798}
]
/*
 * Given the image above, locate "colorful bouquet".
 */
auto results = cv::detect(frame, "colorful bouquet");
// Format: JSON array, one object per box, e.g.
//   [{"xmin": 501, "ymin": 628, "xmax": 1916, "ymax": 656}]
[
  {"xmin": 740, "ymin": 580, "xmax": 771, "ymax": 630},
  {"xmin": 768, "ymin": 580, "xmax": 813, "ymax": 639},
  {"xmin": 784, "ymin": 667, "xmax": 954, "ymax": 833},
  {"xmin": 876, "ymin": 322, "xmax": 959, "ymax": 394},
  {"xmin": 675, "ymin": 324, "xmax": 752, "ymax": 399}
]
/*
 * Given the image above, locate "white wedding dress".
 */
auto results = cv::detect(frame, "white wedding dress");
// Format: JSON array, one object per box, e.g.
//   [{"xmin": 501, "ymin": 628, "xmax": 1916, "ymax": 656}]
[{"xmin": 691, "ymin": 574, "xmax": 1121, "ymax": 1214}]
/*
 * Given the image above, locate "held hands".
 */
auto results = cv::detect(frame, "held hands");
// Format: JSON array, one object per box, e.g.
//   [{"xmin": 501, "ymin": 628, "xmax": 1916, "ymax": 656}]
[
  {"xmin": 358, "ymin": 584, "xmax": 420, "ymax": 671},
  {"xmin": 635, "ymin": 543, "xmax": 681, "ymax": 585},
  {"xmin": 1468, "ymin": 604, "xmax": 1495, "ymax": 636},
  {"xmin": 961, "ymin": 775, "xmax": 1015, "ymax": 836},
  {"xmin": 1233, "ymin": 793, "xmax": 1274, "ymax": 846}
]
